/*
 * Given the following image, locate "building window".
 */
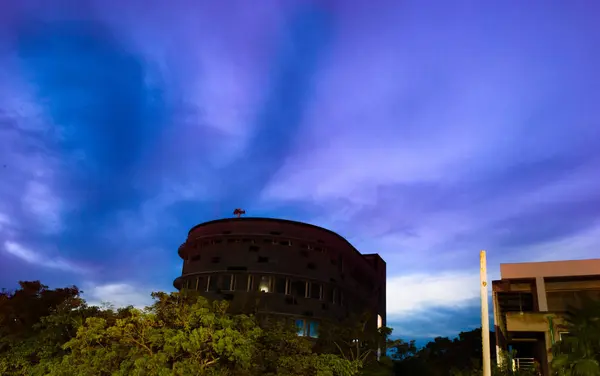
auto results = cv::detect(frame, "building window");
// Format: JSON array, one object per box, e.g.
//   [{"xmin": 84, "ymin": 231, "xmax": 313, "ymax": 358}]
[
  {"xmin": 208, "ymin": 276, "xmax": 218, "ymax": 292},
  {"xmin": 310, "ymin": 283, "xmax": 322, "ymax": 300},
  {"xmin": 257, "ymin": 256, "xmax": 269, "ymax": 263},
  {"xmin": 191, "ymin": 255, "xmax": 201, "ymax": 261},
  {"xmin": 219, "ymin": 275, "xmax": 233, "ymax": 291},
  {"xmin": 227, "ymin": 266, "xmax": 247, "ymax": 271},
  {"xmin": 196, "ymin": 277, "xmax": 206, "ymax": 291},
  {"xmin": 279, "ymin": 240, "xmax": 291, "ymax": 246},
  {"xmin": 377, "ymin": 314, "xmax": 383, "ymax": 329},
  {"xmin": 258, "ymin": 276, "xmax": 271, "ymax": 292},
  {"xmin": 295, "ymin": 319, "xmax": 305, "ymax": 336},
  {"xmin": 307, "ymin": 262, "xmax": 316, "ymax": 270},
  {"xmin": 275, "ymin": 277, "xmax": 289, "ymax": 294},
  {"xmin": 211, "ymin": 257, "xmax": 221, "ymax": 263},
  {"xmin": 331, "ymin": 288, "xmax": 337, "ymax": 304},
  {"xmin": 247, "ymin": 275, "xmax": 254, "ymax": 292},
  {"xmin": 291, "ymin": 281, "xmax": 307, "ymax": 298},
  {"xmin": 295, "ymin": 319, "xmax": 319, "ymax": 338},
  {"xmin": 559, "ymin": 332, "xmax": 571, "ymax": 341},
  {"xmin": 234, "ymin": 275, "xmax": 246, "ymax": 291},
  {"xmin": 309, "ymin": 321, "xmax": 319, "ymax": 338},
  {"xmin": 249, "ymin": 245, "xmax": 260, "ymax": 252}
]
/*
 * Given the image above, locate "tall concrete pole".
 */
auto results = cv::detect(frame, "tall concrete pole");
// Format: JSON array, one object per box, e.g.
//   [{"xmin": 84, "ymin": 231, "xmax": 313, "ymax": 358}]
[{"xmin": 480, "ymin": 250, "xmax": 492, "ymax": 376}]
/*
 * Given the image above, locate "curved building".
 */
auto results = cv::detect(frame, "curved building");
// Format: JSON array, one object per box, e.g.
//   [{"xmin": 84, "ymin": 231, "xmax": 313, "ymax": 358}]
[{"xmin": 174, "ymin": 217, "xmax": 386, "ymax": 338}]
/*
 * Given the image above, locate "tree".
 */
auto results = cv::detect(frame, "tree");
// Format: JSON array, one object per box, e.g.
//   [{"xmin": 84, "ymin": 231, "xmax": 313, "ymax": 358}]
[
  {"xmin": 0, "ymin": 281, "xmax": 92, "ymax": 376},
  {"xmin": 317, "ymin": 312, "xmax": 390, "ymax": 362},
  {"xmin": 1, "ymin": 282, "xmax": 363, "ymax": 376},
  {"xmin": 551, "ymin": 297, "xmax": 600, "ymax": 376},
  {"xmin": 387, "ymin": 338, "xmax": 417, "ymax": 361}
]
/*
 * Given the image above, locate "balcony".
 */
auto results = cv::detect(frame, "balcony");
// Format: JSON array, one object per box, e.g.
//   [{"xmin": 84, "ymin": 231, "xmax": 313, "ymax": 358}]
[
  {"xmin": 505, "ymin": 311, "xmax": 565, "ymax": 333},
  {"xmin": 512, "ymin": 358, "xmax": 536, "ymax": 372}
]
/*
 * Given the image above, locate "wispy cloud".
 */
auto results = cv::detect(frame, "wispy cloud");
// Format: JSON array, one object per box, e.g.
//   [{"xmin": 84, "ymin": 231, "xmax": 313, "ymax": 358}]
[
  {"xmin": 3, "ymin": 241, "xmax": 88, "ymax": 274},
  {"xmin": 21, "ymin": 180, "xmax": 63, "ymax": 234}
]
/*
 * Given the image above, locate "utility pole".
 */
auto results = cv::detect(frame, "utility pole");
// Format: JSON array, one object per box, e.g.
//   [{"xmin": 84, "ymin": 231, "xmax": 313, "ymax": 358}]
[{"xmin": 480, "ymin": 250, "xmax": 492, "ymax": 376}]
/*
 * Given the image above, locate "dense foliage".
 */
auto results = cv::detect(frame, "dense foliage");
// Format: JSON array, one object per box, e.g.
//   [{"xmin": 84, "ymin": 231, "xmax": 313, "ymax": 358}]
[
  {"xmin": 0, "ymin": 281, "xmax": 363, "ymax": 376},
  {"xmin": 2, "ymin": 281, "xmax": 597, "ymax": 375},
  {"xmin": 550, "ymin": 298, "xmax": 600, "ymax": 376}
]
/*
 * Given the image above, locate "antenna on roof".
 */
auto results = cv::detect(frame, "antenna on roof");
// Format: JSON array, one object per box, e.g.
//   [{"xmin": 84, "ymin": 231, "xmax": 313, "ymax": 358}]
[{"xmin": 233, "ymin": 208, "xmax": 246, "ymax": 218}]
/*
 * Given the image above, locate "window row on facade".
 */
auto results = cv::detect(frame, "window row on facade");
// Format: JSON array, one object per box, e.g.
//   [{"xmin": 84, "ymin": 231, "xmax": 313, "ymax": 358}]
[
  {"xmin": 182, "ymin": 273, "xmax": 346, "ymax": 305},
  {"xmin": 189, "ymin": 236, "xmax": 328, "ymax": 253},
  {"xmin": 183, "ymin": 241, "xmax": 350, "ymax": 274},
  {"xmin": 184, "ymin": 235, "xmax": 348, "ymax": 269}
]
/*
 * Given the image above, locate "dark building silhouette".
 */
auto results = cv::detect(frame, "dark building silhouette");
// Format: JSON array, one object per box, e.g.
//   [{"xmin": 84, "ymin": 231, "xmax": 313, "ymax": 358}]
[{"xmin": 174, "ymin": 217, "xmax": 386, "ymax": 339}]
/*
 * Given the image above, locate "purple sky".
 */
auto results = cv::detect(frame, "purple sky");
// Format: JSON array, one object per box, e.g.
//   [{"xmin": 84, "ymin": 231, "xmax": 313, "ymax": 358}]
[{"xmin": 1, "ymin": 0, "xmax": 600, "ymax": 341}]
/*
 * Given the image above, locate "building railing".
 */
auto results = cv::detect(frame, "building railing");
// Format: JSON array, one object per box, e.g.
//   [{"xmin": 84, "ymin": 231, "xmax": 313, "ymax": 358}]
[{"xmin": 512, "ymin": 357, "xmax": 536, "ymax": 371}]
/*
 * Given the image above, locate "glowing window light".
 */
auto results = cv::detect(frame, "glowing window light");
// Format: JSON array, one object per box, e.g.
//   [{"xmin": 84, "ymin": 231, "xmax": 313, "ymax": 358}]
[{"xmin": 259, "ymin": 276, "xmax": 270, "ymax": 292}]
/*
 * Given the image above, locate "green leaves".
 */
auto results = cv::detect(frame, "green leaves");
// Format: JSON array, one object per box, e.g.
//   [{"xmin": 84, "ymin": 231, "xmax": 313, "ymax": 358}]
[
  {"xmin": 551, "ymin": 299, "xmax": 600, "ymax": 376},
  {"xmin": 1, "ymin": 282, "xmax": 361, "ymax": 376}
]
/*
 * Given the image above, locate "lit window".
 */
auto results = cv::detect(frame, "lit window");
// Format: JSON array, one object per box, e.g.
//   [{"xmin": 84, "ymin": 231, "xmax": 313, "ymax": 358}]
[
  {"xmin": 309, "ymin": 321, "xmax": 319, "ymax": 338},
  {"xmin": 295, "ymin": 319, "xmax": 319, "ymax": 338},
  {"xmin": 258, "ymin": 276, "xmax": 271, "ymax": 292},
  {"xmin": 295, "ymin": 319, "xmax": 305, "ymax": 336},
  {"xmin": 377, "ymin": 314, "xmax": 383, "ymax": 329}
]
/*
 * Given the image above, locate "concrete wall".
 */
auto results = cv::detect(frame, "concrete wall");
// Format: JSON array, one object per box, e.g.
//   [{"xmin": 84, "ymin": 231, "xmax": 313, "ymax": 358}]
[{"xmin": 500, "ymin": 259, "xmax": 600, "ymax": 279}]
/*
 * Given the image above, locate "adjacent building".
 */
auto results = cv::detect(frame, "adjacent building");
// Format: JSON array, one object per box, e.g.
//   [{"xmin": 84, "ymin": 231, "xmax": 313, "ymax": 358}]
[
  {"xmin": 492, "ymin": 258, "xmax": 600, "ymax": 376},
  {"xmin": 174, "ymin": 217, "xmax": 386, "ymax": 339}
]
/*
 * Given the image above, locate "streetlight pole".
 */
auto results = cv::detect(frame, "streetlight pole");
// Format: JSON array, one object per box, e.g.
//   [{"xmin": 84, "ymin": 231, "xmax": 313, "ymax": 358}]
[{"xmin": 480, "ymin": 250, "xmax": 492, "ymax": 376}]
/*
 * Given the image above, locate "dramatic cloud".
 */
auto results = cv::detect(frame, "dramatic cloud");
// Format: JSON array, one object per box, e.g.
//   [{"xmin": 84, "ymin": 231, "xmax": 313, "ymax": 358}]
[{"xmin": 1, "ymin": 0, "xmax": 599, "ymax": 340}]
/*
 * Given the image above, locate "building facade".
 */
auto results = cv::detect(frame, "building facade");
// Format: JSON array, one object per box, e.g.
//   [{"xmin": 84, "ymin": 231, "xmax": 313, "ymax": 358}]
[
  {"xmin": 492, "ymin": 258, "xmax": 600, "ymax": 376},
  {"xmin": 174, "ymin": 217, "xmax": 386, "ymax": 339}
]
